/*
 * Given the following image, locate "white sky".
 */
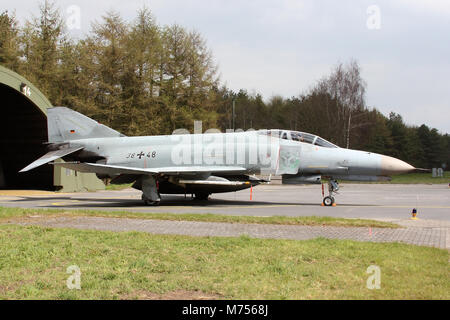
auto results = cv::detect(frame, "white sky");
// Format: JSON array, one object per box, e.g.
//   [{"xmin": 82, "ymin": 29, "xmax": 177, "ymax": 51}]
[{"xmin": 4, "ymin": 0, "xmax": 450, "ymax": 133}]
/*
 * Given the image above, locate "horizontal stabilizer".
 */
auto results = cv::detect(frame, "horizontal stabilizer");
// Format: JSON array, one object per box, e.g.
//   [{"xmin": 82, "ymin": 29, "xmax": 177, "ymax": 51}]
[
  {"xmin": 52, "ymin": 162, "xmax": 247, "ymax": 176},
  {"xmin": 19, "ymin": 147, "xmax": 84, "ymax": 172}
]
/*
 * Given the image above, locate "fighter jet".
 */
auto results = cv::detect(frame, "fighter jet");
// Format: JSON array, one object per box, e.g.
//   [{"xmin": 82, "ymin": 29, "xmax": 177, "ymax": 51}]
[{"xmin": 20, "ymin": 107, "xmax": 416, "ymax": 206}]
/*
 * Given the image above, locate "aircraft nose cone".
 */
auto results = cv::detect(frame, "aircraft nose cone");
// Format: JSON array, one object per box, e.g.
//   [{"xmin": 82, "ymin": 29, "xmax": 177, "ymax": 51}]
[{"xmin": 380, "ymin": 155, "xmax": 415, "ymax": 175}]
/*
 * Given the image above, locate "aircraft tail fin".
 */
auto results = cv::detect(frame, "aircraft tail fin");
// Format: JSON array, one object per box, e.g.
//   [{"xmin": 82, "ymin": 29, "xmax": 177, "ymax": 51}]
[{"xmin": 48, "ymin": 107, "xmax": 125, "ymax": 143}]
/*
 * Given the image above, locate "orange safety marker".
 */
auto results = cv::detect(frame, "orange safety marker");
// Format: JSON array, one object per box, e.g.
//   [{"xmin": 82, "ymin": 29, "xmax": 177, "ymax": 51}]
[
  {"xmin": 250, "ymin": 185, "xmax": 253, "ymax": 200},
  {"xmin": 411, "ymin": 208, "xmax": 418, "ymax": 220}
]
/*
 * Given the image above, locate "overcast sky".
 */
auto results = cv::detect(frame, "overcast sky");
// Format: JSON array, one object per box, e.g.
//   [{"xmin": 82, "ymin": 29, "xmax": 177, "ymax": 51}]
[{"xmin": 4, "ymin": 0, "xmax": 450, "ymax": 133}]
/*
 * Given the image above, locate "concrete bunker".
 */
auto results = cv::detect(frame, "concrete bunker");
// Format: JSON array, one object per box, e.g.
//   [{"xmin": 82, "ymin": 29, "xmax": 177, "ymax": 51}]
[{"xmin": 0, "ymin": 65, "xmax": 104, "ymax": 191}]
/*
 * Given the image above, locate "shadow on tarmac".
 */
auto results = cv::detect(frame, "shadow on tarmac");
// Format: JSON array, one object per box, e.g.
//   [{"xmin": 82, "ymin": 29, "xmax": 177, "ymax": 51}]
[{"xmin": 9, "ymin": 194, "xmax": 376, "ymax": 209}]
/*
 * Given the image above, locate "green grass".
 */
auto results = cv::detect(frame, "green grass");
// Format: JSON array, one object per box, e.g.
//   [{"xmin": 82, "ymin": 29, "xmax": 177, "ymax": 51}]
[
  {"xmin": 0, "ymin": 224, "xmax": 448, "ymax": 299},
  {"xmin": 105, "ymin": 183, "xmax": 133, "ymax": 191},
  {"xmin": 344, "ymin": 172, "xmax": 450, "ymax": 184},
  {"xmin": 0, "ymin": 206, "xmax": 400, "ymax": 228},
  {"xmin": 387, "ymin": 172, "xmax": 450, "ymax": 184}
]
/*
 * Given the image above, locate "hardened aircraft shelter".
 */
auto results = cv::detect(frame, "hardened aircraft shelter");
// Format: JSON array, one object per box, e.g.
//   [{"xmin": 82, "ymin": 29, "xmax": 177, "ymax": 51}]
[{"xmin": 0, "ymin": 65, "xmax": 104, "ymax": 192}]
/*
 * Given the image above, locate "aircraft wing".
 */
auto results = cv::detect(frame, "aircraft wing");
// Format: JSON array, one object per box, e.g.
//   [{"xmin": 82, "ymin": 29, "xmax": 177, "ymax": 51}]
[
  {"xmin": 19, "ymin": 147, "xmax": 84, "ymax": 172},
  {"xmin": 52, "ymin": 162, "xmax": 248, "ymax": 176}
]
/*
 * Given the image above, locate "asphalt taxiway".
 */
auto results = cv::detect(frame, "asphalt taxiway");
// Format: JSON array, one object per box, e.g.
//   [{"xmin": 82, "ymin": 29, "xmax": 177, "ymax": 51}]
[{"xmin": 0, "ymin": 184, "xmax": 449, "ymax": 222}]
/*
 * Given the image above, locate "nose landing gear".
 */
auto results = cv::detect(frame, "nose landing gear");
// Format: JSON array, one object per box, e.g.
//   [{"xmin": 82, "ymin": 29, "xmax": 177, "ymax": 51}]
[{"xmin": 322, "ymin": 179, "xmax": 339, "ymax": 206}]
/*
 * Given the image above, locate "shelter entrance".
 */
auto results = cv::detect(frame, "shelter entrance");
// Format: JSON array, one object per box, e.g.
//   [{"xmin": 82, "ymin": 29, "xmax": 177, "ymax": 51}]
[{"xmin": 0, "ymin": 83, "xmax": 53, "ymax": 190}]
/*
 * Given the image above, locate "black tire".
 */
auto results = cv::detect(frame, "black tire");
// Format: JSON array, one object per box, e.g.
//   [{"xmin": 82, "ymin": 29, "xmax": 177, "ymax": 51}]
[
  {"xmin": 323, "ymin": 196, "xmax": 333, "ymax": 206},
  {"xmin": 143, "ymin": 200, "xmax": 160, "ymax": 206},
  {"xmin": 194, "ymin": 193, "xmax": 210, "ymax": 201},
  {"xmin": 142, "ymin": 194, "xmax": 160, "ymax": 206}
]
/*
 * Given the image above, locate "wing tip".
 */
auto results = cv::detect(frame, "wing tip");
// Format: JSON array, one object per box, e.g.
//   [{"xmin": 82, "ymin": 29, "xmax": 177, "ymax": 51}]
[{"xmin": 19, "ymin": 163, "xmax": 39, "ymax": 173}]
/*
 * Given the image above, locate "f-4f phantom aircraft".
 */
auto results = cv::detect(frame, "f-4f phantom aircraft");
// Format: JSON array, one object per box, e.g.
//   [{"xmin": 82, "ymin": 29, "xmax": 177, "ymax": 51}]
[{"xmin": 21, "ymin": 107, "xmax": 416, "ymax": 206}]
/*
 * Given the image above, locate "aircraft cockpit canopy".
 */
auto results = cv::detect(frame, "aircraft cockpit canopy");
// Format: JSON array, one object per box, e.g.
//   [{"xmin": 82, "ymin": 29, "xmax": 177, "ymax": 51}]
[{"xmin": 258, "ymin": 129, "xmax": 338, "ymax": 148}]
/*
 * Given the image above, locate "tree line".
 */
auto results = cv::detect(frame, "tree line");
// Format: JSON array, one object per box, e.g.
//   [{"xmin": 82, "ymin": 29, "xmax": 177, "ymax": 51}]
[{"xmin": 0, "ymin": 2, "xmax": 448, "ymax": 170}]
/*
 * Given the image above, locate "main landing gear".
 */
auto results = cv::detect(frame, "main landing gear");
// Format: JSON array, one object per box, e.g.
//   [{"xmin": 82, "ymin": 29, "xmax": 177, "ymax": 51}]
[
  {"xmin": 194, "ymin": 192, "xmax": 210, "ymax": 201},
  {"xmin": 141, "ymin": 175, "xmax": 161, "ymax": 206},
  {"xmin": 142, "ymin": 194, "xmax": 160, "ymax": 206},
  {"xmin": 322, "ymin": 179, "xmax": 339, "ymax": 207}
]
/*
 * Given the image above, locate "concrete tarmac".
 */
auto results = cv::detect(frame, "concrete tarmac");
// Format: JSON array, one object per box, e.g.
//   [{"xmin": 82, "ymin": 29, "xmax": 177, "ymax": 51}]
[{"xmin": 0, "ymin": 184, "xmax": 449, "ymax": 222}]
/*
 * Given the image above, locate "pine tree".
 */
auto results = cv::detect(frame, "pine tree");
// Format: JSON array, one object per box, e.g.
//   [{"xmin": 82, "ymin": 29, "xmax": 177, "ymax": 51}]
[
  {"xmin": 88, "ymin": 10, "xmax": 128, "ymax": 131},
  {"xmin": 123, "ymin": 8, "xmax": 163, "ymax": 135},
  {"xmin": 19, "ymin": 0, "xmax": 65, "ymax": 101},
  {"xmin": 0, "ymin": 10, "xmax": 20, "ymax": 71}
]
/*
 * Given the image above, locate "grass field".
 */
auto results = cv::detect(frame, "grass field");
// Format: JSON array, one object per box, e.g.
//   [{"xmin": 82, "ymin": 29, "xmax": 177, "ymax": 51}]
[
  {"xmin": 105, "ymin": 183, "xmax": 133, "ymax": 191},
  {"xmin": 387, "ymin": 172, "xmax": 449, "ymax": 184},
  {"xmin": 321, "ymin": 172, "xmax": 449, "ymax": 184},
  {"xmin": 0, "ymin": 206, "xmax": 400, "ymax": 228},
  {"xmin": 0, "ymin": 224, "xmax": 448, "ymax": 300}
]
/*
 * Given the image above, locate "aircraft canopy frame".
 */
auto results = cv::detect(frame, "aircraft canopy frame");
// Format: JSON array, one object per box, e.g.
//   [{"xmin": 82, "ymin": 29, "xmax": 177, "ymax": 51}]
[{"xmin": 258, "ymin": 129, "xmax": 339, "ymax": 148}]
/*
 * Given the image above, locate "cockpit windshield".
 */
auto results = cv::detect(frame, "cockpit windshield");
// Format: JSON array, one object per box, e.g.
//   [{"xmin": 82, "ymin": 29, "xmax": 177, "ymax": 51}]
[{"xmin": 258, "ymin": 129, "xmax": 338, "ymax": 148}]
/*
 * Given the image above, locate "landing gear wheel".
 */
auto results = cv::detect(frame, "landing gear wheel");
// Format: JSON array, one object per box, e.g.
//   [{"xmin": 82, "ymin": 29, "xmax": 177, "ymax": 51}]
[
  {"xmin": 321, "ymin": 179, "xmax": 339, "ymax": 206},
  {"xmin": 323, "ymin": 196, "xmax": 334, "ymax": 207},
  {"xmin": 194, "ymin": 193, "xmax": 210, "ymax": 201},
  {"xmin": 142, "ymin": 194, "xmax": 160, "ymax": 206},
  {"xmin": 143, "ymin": 200, "xmax": 160, "ymax": 206}
]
